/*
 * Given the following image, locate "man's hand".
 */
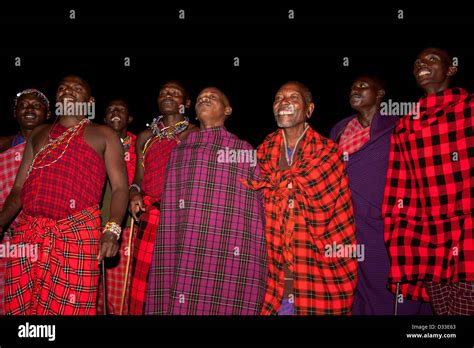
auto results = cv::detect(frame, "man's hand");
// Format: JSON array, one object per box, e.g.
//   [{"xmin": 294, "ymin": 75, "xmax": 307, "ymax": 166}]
[
  {"xmin": 98, "ymin": 231, "xmax": 119, "ymax": 263},
  {"xmin": 129, "ymin": 190, "xmax": 145, "ymax": 222}
]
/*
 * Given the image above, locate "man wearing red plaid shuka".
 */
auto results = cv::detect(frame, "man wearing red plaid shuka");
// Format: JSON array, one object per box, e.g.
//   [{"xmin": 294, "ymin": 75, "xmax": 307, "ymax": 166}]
[
  {"xmin": 97, "ymin": 100, "xmax": 137, "ymax": 315},
  {"xmin": 244, "ymin": 81, "xmax": 358, "ymax": 315},
  {"xmin": 383, "ymin": 47, "xmax": 474, "ymax": 315},
  {"xmin": 128, "ymin": 81, "xmax": 198, "ymax": 314},
  {"xmin": 0, "ymin": 89, "xmax": 50, "ymax": 315},
  {"xmin": 0, "ymin": 75, "xmax": 129, "ymax": 315}
]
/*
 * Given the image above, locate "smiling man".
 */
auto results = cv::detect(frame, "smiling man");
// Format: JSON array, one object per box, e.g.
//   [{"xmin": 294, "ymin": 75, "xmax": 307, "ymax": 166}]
[
  {"xmin": 383, "ymin": 48, "xmax": 474, "ymax": 315},
  {"xmin": 0, "ymin": 89, "xmax": 50, "ymax": 315},
  {"xmin": 329, "ymin": 76, "xmax": 432, "ymax": 315},
  {"xmin": 97, "ymin": 99, "xmax": 137, "ymax": 314},
  {"xmin": 145, "ymin": 87, "xmax": 267, "ymax": 315},
  {"xmin": 128, "ymin": 81, "xmax": 197, "ymax": 314},
  {"xmin": 0, "ymin": 75, "xmax": 129, "ymax": 315},
  {"xmin": 244, "ymin": 81, "xmax": 357, "ymax": 315}
]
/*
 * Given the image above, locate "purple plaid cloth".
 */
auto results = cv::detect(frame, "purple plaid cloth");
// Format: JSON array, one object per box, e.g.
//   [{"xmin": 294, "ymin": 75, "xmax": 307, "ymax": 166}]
[
  {"xmin": 279, "ymin": 298, "xmax": 295, "ymax": 316},
  {"xmin": 145, "ymin": 126, "xmax": 268, "ymax": 315}
]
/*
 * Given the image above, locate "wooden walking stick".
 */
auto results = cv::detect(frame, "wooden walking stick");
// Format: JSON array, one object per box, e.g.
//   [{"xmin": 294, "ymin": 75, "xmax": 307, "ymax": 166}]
[
  {"xmin": 394, "ymin": 282, "xmax": 400, "ymax": 316},
  {"xmin": 101, "ymin": 259, "xmax": 107, "ymax": 315},
  {"xmin": 120, "ymin": 217, "xmax": 135, "ymax": 315}
]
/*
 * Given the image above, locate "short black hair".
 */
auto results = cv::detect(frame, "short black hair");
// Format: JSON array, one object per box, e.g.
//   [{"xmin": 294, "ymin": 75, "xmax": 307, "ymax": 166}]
[
  {"xmin": 353, "ymin": 74, "xmax": 386, "ymax": 91},
  {"xmin": 161, "ymin": 80, "xmax": 190, "ymax": 101},
  {"xmin": 281, "ymin": 81, "xmax": 313, "ymax": 104}
]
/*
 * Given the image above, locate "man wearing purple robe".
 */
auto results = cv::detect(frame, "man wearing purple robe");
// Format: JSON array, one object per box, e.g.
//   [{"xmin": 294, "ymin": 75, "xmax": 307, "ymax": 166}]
[
  {"xmin": 329, "ymin": 75, "xmax": 432, "ymax": 315},
  {"xmin": 145, "ymin": 87, "xmax": 268, "ymax": 315}
]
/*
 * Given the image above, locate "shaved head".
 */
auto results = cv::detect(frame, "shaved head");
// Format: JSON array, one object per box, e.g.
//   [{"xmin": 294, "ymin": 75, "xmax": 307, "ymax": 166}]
[
  {"xmin": 279, "ymin": 81, "xmax": 312, "ymax": 105},
  {"xmin": 198, "ymin": 87, "xmax": 230, "ymax": 107}
]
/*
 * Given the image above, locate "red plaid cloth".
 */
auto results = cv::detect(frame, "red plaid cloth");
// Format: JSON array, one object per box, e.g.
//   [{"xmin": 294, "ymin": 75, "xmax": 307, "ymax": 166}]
[
  {"xmin": 21, "ymin": 122, "xmax": 106, "ymax": 220},
  {"xmin": 124, "ymin": 132, "xmax": 137, "ymax": 185},
  {"xmin": 244, "ymin": 127, "xmax": 358, "ymax": 315},
  {"xmin": 141, "ymin": 137, "xmax": 178, "ymax": 198},
  {"xmin": 0, "ymin": 143, "xmax": 25, "ymax": 210},
  {"xmin": 0, "ymin": 143, "xmax": 26, "ymax": 315},
  {"xmin": 97, "ymin": 226, "xmax": 137, "ymax": 315},
  {"xmin": 382, "ymin": 88, "xmax": 474, "ymax": 301},
  {"xmin": 5, "ymin": 205, "xmax": 101, "ymax": 315},
  {"xmin": 338, "ymin": 117, "xmax": 371, "ymax": 155},
  {"xmin": 129, "ymin": 196, "xmax": 160, "ymax": 314}
]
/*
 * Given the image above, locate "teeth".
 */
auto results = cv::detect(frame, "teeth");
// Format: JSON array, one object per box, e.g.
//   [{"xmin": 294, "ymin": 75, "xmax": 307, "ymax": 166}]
[
  {"xmin": 279, "ymin": 110, "xmax": 293, "ymax": 115},
  {"xmin": 111, "ymin": 116, "xmax": 120, "ymax": 122},
  {"xmin": 419, "ymin": 70, "xmax": 431, "ymax": 76}
]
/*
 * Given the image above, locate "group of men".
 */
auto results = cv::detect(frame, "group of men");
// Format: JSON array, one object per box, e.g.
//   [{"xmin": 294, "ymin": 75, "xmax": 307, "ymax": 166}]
[{"xmin": 0, "ymin": 47, "xmax": 472, "ymax": 316}]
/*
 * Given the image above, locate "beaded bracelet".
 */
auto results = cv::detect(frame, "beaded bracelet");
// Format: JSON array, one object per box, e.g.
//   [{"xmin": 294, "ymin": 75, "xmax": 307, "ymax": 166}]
[
  {"xmin": 129, "ymin": 183, "xmax": 141, "ymax": 193},
  {"xmin": 103, "ymin": 221, "xmax": 122, "ymax": 240}
]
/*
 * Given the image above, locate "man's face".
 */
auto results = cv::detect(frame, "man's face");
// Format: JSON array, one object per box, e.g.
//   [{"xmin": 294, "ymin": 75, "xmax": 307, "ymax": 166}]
[
  {"xmin": 105, "ymin": 100, "xmax": 130, "ymax": 133},
  {"xmin": 349, "ymin": 77, "xmax": 382, "ymax": 111},
  {"xmin": 273, "ymin": 83, "xmax": 311, "ymax": 128},
  {"xmin": 56, "ymin": 75, "xmax": 92, "ymax": 104},
  {"xmin": 15, "ymin": 94, "xmax": 48, "ymax": 130},
  {"xmin": 413, "ymin": 48, "xmax": 455, "ymax": 92},
  {"xmin": 195, "ymin": 87, "xmax": 230, "ymax": 123},
  {"xmin": 157, "ymin": 83, "xmax": 188, "ymax": 115}
]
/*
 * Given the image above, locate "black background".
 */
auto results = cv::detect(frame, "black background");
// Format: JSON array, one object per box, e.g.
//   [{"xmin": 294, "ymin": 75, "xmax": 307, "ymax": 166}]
[{"xmin": 1, "ymin": 2, "xmax": 473, "ymax": 147}]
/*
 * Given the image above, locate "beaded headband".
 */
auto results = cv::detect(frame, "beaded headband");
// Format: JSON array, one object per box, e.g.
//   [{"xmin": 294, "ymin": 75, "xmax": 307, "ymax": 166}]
[{"xmin": 15, "ymin": 88, "xmax": 50, "ymax": 110}]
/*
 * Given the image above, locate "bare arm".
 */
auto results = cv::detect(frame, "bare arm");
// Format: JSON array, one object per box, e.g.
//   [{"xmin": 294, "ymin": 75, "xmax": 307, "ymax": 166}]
[
  {"xmin": 98, "ymin": 126, "xmax": 129, "ymax": 261},
  {"xmin": 0, "ymin": 132, "xmax": 35, "ymax": 231},
  {"xmin": 129, "ymin": 129, "xmax": 151, "ymax": 221}
]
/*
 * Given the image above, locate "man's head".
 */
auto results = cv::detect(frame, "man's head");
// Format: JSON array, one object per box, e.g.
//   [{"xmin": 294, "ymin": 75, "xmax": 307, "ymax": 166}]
[
  {"xmin": 273, "ymin": 81, "xmax": 314, "ymax": 129},
  {"xmin": 349, "ymin": 75, "xmax": 385, "ymax": 112},
  {"xmin": 157, "ymin": 81, "xmax": 191, "ymax": 116},
  {"xmin": 56, "ymin": 75, "xmax": 93, "ymax": 104},
  {"xmin": 14, "ymin": 89, "xmax": 50, "ymax": 130},
  {"xmin": 104, "ymin": 99, "xmax": 133, "ymax": 134},
  {"xmin": 413, "ymin": 47, "xmax": 457, "ymax": 94},
  {"xmin": 195, "ymin": 87, "xmax": 232, "ymax": 128}
]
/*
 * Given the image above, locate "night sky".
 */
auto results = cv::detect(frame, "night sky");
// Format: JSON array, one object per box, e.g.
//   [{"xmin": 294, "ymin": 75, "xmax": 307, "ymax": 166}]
[{"xmin": 1, "ymin": 3, "xmax": 473, "ymax": 149}]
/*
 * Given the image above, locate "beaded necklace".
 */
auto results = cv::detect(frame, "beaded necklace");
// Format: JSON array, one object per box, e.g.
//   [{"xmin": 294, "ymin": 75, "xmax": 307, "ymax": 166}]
[
  {"xmin": 27, "ymin": 118, "xmax": 90, "ymax": 176},
  {"xmin": 142, "ymin": 115, "xmax": 189, "ymax": 167}
]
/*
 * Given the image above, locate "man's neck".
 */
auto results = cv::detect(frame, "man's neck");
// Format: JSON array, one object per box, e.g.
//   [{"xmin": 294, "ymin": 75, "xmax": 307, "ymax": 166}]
[
  {"xmin": 162, "ymin": 113, "xmax": 185, "ymax": 127},
  {"xmin": 19, "ymin": 128, "xmax": 33, "ymax": 141},
  {"xmin": 118, "ymin": 128, "xmax": 128, "ymax": 139},
  {"xmin": 282, "ymin": 122, "xmax": 307, "ymax": 149},
  {"xmin": 424, "ymin": 83, "xmax": 449, "ymax": 95},
  {"xmin": 200, "ymin": 121, "xmax": 224, "ymax": 130},
  {"xmin": 357, "ymin": 106, "xmax": 379, "ymax": 128},
  {"xmin": 59, "ymin": 116, "xmax": 86, "ymax": 128}
]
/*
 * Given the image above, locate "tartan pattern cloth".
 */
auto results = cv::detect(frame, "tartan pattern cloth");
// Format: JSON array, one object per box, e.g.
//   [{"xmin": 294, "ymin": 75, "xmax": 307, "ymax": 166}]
[
  {"xmin": 382, "ymin": 88, "xmax": 474, "ymax": 301},
  {"xmin": 145, "ymin": 127, "xmax": 268, "ymax": 315},
  {"xmin": 5, "ymin": 205, "xmax": 101, "ymax": 315},
  {"xmin": 129, "ymin": 196, "xmax": 161, "ymax": 314},
  {"xmin": 279, "ymin": 298, "xmax": 295, "ymax": 315},
  {"xmin": 338, "ymin": 117, "xmax": 371, "ymax": 155},
  {"xmin": 243, "ymin": 127, "xmax": 358, "ymax": 315},
  {"xmin": 0, "ymin": 143, "xmax": 25, "ymax": 210},
  {"xmin": 124, "ymin": 132, "xmax": 137, "ymax": 185},
  {"xmin": 0, "ymin": 143, "xmax": 26, "ymax": 315},
  {"xmin": 425, "ymin": 281, "xmax": 474, "ymax": 315},
  {"xmin": 21, "ymin": 122, "xmax": 106, "ymax": 220},
  {"xmin": 97, "ymin": 226, "xmax": 136, "ymax": 315},
  {"xmin": 141, "ymin": 137, "xmax": 179, "ymax": 198}
]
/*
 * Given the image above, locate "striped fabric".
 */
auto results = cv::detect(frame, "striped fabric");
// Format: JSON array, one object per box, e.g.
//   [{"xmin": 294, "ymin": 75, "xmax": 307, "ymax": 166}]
[
  {"xmin": 145, "ymin": 127, "xmax": 268, "ymax": 315},
  {"xmin": 5, "ymin": 205, "xmax": 101, "ymax": 315}
]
